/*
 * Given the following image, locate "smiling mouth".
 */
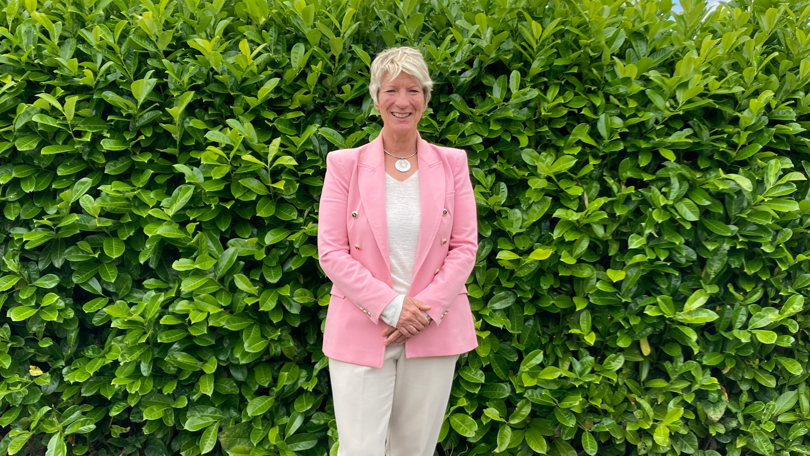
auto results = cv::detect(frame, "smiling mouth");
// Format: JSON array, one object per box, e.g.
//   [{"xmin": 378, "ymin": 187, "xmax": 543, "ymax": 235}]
[{"xmin": 391, "ymin": 112, "xmax": 412, "ymax": 118}]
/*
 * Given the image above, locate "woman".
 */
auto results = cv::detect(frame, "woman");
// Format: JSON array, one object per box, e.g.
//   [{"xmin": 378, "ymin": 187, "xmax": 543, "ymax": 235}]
[{"xmin": 317, "ymin": 46, "xmax": 479, "ymax": 456}]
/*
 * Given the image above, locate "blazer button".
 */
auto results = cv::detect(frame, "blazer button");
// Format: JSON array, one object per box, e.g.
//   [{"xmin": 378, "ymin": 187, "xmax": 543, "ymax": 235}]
[
  {"xmin": 434, "ymin": 268, "xmax": 440, "ymax": 275},
  {"xmin": 351, "ymin": 211, "xmax": 358, "ymax": 218},
  {"xmin": 442, "ymin": 208, "xmax": 448, "ymax": 216},
  {"xmin": 441, "ymin": 238, "xmax": 447, "ymax": 245},
  {"xmin": 354, "ymin": 244, "xmax": 361, "ymax": 250}
]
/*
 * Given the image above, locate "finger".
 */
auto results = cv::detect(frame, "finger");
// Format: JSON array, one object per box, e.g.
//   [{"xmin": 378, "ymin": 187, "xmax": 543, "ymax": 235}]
[
  {"xmin": 393, "ymin": 332, "xmax": 409, "ymax": 345},
  {"xmin": 381, "ymin": 326, "xmax": 396, "ymax": 337},
  {"xmin": 404, "ymin": 317, "xmax": 423, "ymax": 332},
  {"xmin": 413, "ymin": 299, "xmax": 432, "ymax": 311},
  {"xmin": 415, "ymin": 311, "xmax": 429, "ymax": 326},
  {"xmin": 384, "ymin": 331, "xmax": 402, "ymax": 346},
  {"xmin": 402, "ymin": 323, "xmax": 419, "ymax": 336},
  {"xmin": 407, "ymin": 310, "xmax": 427, "ymax": 328}
]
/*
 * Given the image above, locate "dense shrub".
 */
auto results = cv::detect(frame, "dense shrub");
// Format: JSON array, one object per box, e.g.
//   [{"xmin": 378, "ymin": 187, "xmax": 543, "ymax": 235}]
[{"xmin": 1, "ymin": 0, "xmax": 810, "ymax": 454}]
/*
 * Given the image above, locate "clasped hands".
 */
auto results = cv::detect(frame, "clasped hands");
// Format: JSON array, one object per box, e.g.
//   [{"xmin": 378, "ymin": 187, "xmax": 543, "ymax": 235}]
[{"xmin": 381, "ymin": 296, "xmax": 431, "ymax": 346}]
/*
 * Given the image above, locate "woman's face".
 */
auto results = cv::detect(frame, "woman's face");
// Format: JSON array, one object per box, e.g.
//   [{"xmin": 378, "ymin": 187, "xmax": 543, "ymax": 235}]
[{"xmin": 375, "ymin": 71, "xmax": 426, "ymax": 137}]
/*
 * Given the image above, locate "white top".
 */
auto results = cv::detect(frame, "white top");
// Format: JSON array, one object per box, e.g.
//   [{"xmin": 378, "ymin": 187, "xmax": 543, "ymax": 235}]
[{"xmin": 379, "ymin": 170, "xmax": 425, "ymax": 327}]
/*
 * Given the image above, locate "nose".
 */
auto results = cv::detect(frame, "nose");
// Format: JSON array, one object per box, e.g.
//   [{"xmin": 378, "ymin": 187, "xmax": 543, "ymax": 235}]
[{"xmin": 395, "ymin": 90, "xmax": 410, "ymax": 107}]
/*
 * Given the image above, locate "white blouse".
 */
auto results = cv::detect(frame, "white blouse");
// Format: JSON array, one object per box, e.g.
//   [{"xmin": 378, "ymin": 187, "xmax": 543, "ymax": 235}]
[{"xmin": 379, "ymin": 170, "xmax": 429, "ymax": 327}]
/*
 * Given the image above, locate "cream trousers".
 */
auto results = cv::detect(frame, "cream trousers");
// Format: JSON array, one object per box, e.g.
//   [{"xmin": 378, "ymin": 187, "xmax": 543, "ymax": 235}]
[{"xmin": 328, "ymin": 344, "xmax": 459, "ymax": 456}]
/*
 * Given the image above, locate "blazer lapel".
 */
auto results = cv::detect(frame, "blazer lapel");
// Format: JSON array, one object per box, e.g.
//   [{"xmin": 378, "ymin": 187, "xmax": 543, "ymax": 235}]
[
  {"xmin": 411, "ymin": 134, "xmax": 445, "ymax": 281},
  {"xmin": 358, "ymin": 133, "xmax": 391, "ymax": 273},
  {"xmin": 357, "ymin": 131, "xmax": 446, "ymax": 283}
]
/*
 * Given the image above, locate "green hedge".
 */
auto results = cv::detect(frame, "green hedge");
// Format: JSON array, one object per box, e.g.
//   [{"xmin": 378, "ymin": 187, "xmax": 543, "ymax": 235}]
[{"xmin": 2, "ymin": 0, "xmax": 810, "ymax": 454}]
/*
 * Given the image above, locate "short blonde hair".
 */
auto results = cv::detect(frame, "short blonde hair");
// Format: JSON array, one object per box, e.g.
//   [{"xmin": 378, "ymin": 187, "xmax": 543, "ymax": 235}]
[{"xmin": 369, "ymin": 47, "xmax": 433, "ymax": 107}]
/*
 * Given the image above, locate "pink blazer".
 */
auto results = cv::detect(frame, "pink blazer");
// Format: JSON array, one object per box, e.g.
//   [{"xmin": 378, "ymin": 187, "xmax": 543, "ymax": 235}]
[{"xmin": 317, "ymin": 130, "xmax": 479, "ymax": 368}]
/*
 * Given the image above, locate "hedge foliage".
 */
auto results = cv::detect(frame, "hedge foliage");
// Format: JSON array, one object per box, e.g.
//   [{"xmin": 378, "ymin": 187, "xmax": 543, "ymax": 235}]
[{"xmin": 1, "ymin": 0, "xmax": 810, "ymax": 454}]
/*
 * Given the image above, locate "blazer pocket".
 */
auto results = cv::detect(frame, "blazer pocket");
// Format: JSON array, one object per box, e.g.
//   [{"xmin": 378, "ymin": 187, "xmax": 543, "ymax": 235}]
[
  {"xmin": 330, "ymin": 286, "xmax": 346, "ymax": 298},
  {"xmin": 443, "ymin": 192, "xmax": 455, "ymax": 217}
]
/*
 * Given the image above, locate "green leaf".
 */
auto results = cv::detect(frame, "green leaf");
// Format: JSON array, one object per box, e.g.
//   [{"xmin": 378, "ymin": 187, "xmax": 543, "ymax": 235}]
[
  {"xmin": 15, "ymin": 135, "xmax": 41, "ymax": 151},
  {"xmin": 753, "ymin": 370, "xmax": 777, "ymax": 388},
  {"xmin": 33, "ymin": 274, "xmax": 60, "ymax": 288},
  {"xmin": 776, "ymin": 358, "xmax": 803, "ymax": 375},
  {"xmin": 200, "ymin": 422, "xmax": 219, "ymax": 454},
  {"xmin": 702, "ymin": 218, "xmax": 734, "ymax": 236},
  {"xmin": 654, "ymin": 425, "xmax": 669, "ymax": 446},
  {"xmin": 459, "ymin": 366, "xmax": 485, "ymax": 383},
  {"xmin": 9, "ymin": 306, "xmax": 38, "ymax": 321},
  {"xmin": 286, "ymin": 433, "xmax": 318, "ymax": 451},
  {"xmin": 553, "ymin": 438, "xmax": 577, "ymax": 456},
  {"xmin": 233, "ymin": 274, "xmax": 258, "ymax": 295},
  {"xmin": 104, "ymin": 238, "xmax": 125, "ymax": 258},
  {"xmin": 752, "ymin": 427, "xmax": 774, "ymax": 456},
  {"xmin": 597, "ymin": 113, "xmax": 610, "ymax": 139},
  {"xmin": 255, "ymin": 364, "xmax": 273, "ymax": 386},
  {"xmin": 525, "ymin": 425, "xmax": 548, "ymax": 453},
  {"xmin": 41, "ymin": 144, "xmax": 74, "ymax": 155},
  {"xmin": 239, "ymin": 177, "xmax": 269, "ymax": 195},
  {"xmin": 293, "ymin": 393, "xmax": 314, "ymax": 413},
  {"xmin": 8, "ymin": 432, "xmax": 32, "ymax": 455},
  {"xmin": 496, "ymin": 423, "xmax": 511, "ymax": 452},
  {"xmin": 683, "ymin": 289, "xmax": 709, "ymax": 312},
  {"xmin": 158, "ymin": 329, "xmax": 188, "ymax": 343},
  {"xmin": 519, "ymin": 349, "xmax": 544, "ymax": 372},
  {"xmin": 449, "ymin": 413, "xmax": 477, "ymax": 437},
  {"xmin": 265, "ymin": 228, "xmax": 291, "ymax": 245},
  {"xmin": 554, "ymin": 407, "xmax": 575, "ymax": 427},
  {"xmin": 247, "ymin": 396, "xmax": 274, "ymax": 416},
  {"xmin": 319, "ymin": 127, "xmax": 345, "ymax": 147},
  {"xmin": 674, "ymin": 199, "xmax": 700, "ymax": 221},
  {"xmin": 488, "ymin": 291, "xmax": 516, "ymax": 310},
  {"xmin": 199, "ymin": 374, "xmax": 214, "ymax": 396},
  {"xmin": 165, "ymin": 185, "xmax": 195, "ymax": 216},
  {"xmin": 582, "ymin": 431, "xmax": 598, "ymax": 456},
  {"xmin": 82, "ymin": 297, "xmax": 109, "ymax": 313},
  {"xmin": 0, "ymin": 275, "xmax": 21, "ymax": 291},
  {"xmin": 677, "ymin": 309, "xmax": 719, "ymax": 324},
  {"xmin": 215, "ymin": 247, "xmax": 238, "ymax": 279},
  {"xmin": 753, "ymin": 330, "xmax": 777, "ymax": 344}
]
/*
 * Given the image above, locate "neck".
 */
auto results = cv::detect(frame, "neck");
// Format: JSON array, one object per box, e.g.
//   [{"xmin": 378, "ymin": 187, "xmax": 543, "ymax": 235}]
[{"xmin": 381, "ymin": 128, "xmax": 418, "ymax": 155}]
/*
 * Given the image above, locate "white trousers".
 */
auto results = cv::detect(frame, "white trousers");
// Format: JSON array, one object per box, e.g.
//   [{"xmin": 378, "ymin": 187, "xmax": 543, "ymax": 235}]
[{"xmin": 328, "ymin": 344, "xmax": 459, "ymax": 456}]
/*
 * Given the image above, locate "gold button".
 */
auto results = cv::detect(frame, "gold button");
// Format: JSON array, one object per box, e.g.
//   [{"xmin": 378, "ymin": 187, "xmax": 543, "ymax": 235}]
[
  {"xmin": 434, "ymin": 268, "xmax": 440, "ymax": 274},
  {"xmin": 442, "ymin": 209, "xmax": 448, "ymax": 216},
  {"xmin": 354, "ymin": 244, "xmax": 361, "ymax": 250},
  {"xmin": 351, "ymin": 211, "xmax": 358, "ymax": 218},
  {"xmin": 441, "ymin": 238, "xmax": 447, "ymax": 245}
]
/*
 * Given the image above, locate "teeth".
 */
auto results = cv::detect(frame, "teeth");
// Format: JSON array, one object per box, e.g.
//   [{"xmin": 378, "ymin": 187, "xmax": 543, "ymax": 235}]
[{"xmin": 392, "ymin": 113, "xmax": 410, "ymax": 118}]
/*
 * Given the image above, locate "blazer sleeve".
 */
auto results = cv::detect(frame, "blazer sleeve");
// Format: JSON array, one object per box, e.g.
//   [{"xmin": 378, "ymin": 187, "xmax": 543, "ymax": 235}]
[
  {"xmin": 414, "ymin": 150, "xmax": 479, "ymax": 326},
  {"xmin": 317, "ymin": 151, "xmax": 399, "ymax": 324}
]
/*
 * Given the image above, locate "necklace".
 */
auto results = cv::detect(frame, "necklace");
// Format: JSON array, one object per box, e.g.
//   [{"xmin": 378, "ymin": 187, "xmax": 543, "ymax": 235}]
[{"xmin": 383, "ymin": 148, "xmax": 417, "ymax": 172}]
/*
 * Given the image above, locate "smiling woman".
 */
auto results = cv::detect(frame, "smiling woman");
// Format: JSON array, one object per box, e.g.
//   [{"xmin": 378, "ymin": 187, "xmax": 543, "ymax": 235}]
[{"xmin": 317, "ymin": 46, "xmax": 479, "ymax": 456}]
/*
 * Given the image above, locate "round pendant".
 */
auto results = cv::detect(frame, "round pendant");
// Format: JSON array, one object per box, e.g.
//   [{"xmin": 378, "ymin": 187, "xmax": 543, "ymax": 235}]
[{"xmin": 395, "ymin": 159, "xmax": 411, "ymax": 172}]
